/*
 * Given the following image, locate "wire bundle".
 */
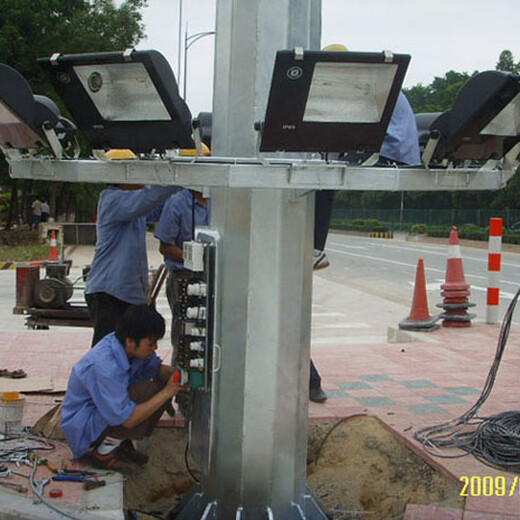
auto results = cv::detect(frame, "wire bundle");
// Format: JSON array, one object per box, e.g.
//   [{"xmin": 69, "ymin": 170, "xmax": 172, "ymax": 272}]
[{"xmin": 415, "ymin": 285, "xmax": 520, "ymax": 472}]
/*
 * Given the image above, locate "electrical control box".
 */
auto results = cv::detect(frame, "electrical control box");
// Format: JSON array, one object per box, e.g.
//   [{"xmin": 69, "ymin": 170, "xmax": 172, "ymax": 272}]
[{"xmin": 175, "ymin": 229, "xmax": 218, "ymax": 391}]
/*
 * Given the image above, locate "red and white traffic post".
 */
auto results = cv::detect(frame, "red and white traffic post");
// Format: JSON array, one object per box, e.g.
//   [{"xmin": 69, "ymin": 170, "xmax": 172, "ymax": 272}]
[{"xmin": 486, "ymin": 218, "xmax": 503, "ymax": 324}]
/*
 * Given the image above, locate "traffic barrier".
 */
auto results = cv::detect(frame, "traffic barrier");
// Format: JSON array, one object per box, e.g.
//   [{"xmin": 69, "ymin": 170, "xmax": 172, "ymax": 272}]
[
  {"xmin": 48, "ymin": 230, "xmax": 59, "ymax": 261},
  {"xmin": 436, "ymin": 226, "xmax": 476, "ymax": 327},
  {"xmin": 486, "ymin": 218, "xmax": 502, "ymax": 324},
  {"xmin": 399, "ymin": 258, "xmax": 440, "ymax": 331},
  {"xmin": 369, "ymin": 231, "xmax": 393, "ymax": 239}
]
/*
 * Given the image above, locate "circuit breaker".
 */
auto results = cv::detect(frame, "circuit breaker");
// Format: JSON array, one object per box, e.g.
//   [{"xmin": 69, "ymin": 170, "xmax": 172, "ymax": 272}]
[{"xmin": 175, "ymin": 229, "xmax": 218, "ymax": 391}]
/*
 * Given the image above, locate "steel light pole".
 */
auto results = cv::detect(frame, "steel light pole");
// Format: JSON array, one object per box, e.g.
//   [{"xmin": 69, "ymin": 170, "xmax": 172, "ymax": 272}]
[
  {"xmin": 177, "ymin": 0, "xmax": 183, "ymax": 81},
  {"xmin": 183, "ymin": 29, "xmax": 215, "ymax": 100}
]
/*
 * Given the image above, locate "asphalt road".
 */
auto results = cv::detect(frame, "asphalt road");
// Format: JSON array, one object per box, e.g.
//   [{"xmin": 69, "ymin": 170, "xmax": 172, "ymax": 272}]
[
  {"xmin": 323, "ymin": 232, "xmax": 520, "ymax": 325},
  {"xmin": 1, "ymin": 232, "xmax": 519, "ymax": 332}
]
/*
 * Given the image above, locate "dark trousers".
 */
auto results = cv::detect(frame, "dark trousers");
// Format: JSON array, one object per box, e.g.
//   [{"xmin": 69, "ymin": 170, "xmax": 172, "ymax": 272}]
[
  {"xmin": 314, "ymin": 190, "xmax": 335, "ymax": 251},
  {"xmin": 101, "ymin": 380, "xmax": 168, "ymax": 441},
  {"xmin": 310, "ymin": 359, "xmax": 321, "ymax": 389},
  {"xmin": 85, "ymin": 292, "xmax": 131, "ymax": 348}
]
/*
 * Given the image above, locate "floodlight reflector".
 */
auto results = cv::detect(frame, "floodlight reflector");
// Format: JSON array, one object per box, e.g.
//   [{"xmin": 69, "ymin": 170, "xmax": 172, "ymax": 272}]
[
  {"xmin": 38, "ymin": 49, "xmax": 195, "ymax": 153},
  {"xmin": 303, "ymin": 62, "xmax": 397, "ymax": 124},
  {"xmin": 259, "ymin": 49, "xmax": 410, "ymax": 153},
  {"xmin": 480, "ymin": 92, "xmax": 520, "ymax": 137},
  {"xmin": 73, "ymin": 63, "xmax": 171, "ymax": 122}
]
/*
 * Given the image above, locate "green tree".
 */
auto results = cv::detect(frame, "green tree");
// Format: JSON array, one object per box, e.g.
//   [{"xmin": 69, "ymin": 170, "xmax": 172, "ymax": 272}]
[
  {"xmin": 404, "ymin": 70, "xmax": 472, "ymax": 113},
  {"xmin": 0, "ymin": 0, "xmax": 148, "ymax": 228},
  {"xmin": 496, "ymin": 50, "xmax": 520, "ymax": 73}
]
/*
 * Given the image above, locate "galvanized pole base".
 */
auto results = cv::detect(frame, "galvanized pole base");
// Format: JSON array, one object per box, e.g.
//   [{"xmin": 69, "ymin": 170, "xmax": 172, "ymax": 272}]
[{"xmin": 170, "ymin": 484, "xmax": 329, "ymax": 519}]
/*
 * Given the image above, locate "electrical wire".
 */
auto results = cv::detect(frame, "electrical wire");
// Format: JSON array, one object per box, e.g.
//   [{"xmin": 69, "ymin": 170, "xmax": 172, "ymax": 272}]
[
  {"xmin": 414, "ymin": 284, "xmax": 520, "ymax": 472},
  {"xmin": 28, "ymin": 455, "xmax": 82, "ymax": 520}
]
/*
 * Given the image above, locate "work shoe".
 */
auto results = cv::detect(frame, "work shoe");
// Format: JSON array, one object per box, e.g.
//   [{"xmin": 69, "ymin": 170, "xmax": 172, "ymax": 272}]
[
  {"xmin": 119, "ymin": 440, "xmax": 149, "ymax": 465},
  {"xmin": 89, "ymin": 446, "xmax": 143, "ymax": 474},
  {"xmin": 313, "ymin": 250, "xmax": 330, "ymax": 270},
  {"xmin": 310, "ymin": 386, "xmax": 328, "ymax": 403}
]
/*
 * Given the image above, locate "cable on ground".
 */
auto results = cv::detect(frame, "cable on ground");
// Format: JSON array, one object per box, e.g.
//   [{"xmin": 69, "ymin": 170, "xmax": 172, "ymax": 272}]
[{"xmin": 414, "ymin": 285, "xmax": 520, "ymax": 472}]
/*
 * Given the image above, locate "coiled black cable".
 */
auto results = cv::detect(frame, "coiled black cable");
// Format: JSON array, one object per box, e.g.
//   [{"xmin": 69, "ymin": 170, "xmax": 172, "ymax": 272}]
[{"xmin": 414, "ymin": 285, "xmax": 520, "ymax": 472}]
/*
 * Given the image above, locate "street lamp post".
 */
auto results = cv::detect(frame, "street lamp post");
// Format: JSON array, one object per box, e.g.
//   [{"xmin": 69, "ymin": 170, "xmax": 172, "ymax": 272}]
[{"xmin": 183, "ymin": 28, "xmax": 215, "ymax": 100}]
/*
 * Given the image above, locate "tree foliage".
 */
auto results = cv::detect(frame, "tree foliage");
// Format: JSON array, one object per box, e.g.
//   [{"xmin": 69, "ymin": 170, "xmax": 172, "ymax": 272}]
[{"xmin": 0, "ymin": 0, "xmax": 147, "ymax": 227}]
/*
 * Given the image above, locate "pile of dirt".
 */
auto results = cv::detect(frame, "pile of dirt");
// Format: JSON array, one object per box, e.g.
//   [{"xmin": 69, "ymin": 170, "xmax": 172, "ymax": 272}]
[{"xmin": 124, "ymin": 415, "xmax": 463, "ymax": 519}]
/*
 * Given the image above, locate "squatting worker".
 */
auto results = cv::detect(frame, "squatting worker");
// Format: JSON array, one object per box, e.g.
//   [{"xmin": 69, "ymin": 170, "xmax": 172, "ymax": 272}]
[
  {"xmin": 85, "ymin": 149, "xmax": 180, "ymax": 347},
  {"xmin": 61, "ymin": 304, "xmax": 183, "ymax": 473}
]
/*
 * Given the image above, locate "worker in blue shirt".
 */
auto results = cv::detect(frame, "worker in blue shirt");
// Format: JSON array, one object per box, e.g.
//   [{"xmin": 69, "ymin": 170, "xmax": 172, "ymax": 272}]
[
  {"xmin": 61, "ymin": 304, "xmax": 183, "ymax": 472},
  {"xmin": 85, "ymin": 176, "xmax": 179, "ymax": 347},
  {"xmin": 154, "ymin": 189, "xmax": 210, "ymax": 362}
]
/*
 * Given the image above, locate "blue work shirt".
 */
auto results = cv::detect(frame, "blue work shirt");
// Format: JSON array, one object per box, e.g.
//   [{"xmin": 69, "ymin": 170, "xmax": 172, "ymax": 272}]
[
  {"xmin": 380, "ymin": 92, "xmax": 421, "ymax": 166},
  {"xmin": 154, "ymin": 189, "xmax": 210, "ymax": 271},
  {"xmin": 86, "ymin": 184, "xmax": 179, "ymax": 304},
  {"xmin": 61, "ymin": 332, "xmax": 162, "ymax": 458}
]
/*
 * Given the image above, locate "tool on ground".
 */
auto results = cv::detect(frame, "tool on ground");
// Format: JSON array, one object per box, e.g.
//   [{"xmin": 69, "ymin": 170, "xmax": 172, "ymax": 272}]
[
  {"xmin": 83, "ymin": 478, "xmax": 106, "ymax": 490},
  {"xmin": 49, "ymin": 488, "xmax": 62, "ymax": 498},
  {"xmin": 33, "ymin": 477, "xmax": 49, "ymax": 504},
  {"xmin": 52, "ymin": 474, "xmax": 86, "ymax": 482},
  {"xmin": 0, "ymin": 480, "xmax": 27, "ymax": 493}
]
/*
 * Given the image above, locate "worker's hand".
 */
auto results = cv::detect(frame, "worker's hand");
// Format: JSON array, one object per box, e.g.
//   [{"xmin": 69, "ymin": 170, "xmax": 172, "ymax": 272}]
[{"xmin": 163, "ymin": 371, "xmax": 184, "ymax": 398}]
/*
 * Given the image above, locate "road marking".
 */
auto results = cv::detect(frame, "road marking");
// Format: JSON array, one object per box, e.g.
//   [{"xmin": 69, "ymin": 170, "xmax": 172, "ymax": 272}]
[
  {"xmin": 313, "ymin": 323, "xmax": 370, "ymax": 329},
  {"xmin": 312, "ymin": 312, "xmax": 345, "ymax": 317},
  {"xmin": 327, "ymin": 247, "xmax": 445, "ymax": 272},
  {"xmin": 312, "ymin": 336, "xmax": 387, "ymax": 346}
]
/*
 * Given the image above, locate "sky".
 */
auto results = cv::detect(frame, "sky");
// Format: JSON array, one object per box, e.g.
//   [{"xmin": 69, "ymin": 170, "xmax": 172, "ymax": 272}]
[{"xmin": 134, "ymin": 0, "xmax": 520, "ymax": 116}]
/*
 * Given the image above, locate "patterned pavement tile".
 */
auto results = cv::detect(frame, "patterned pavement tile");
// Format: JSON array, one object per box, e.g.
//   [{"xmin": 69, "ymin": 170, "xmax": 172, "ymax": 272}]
[
  {"xmin": 406, "ymin": 404, "xmax": 447, "ymax": 415},
  {"xmin": 337, "ymin": 381, "xmax": 372, "ymax": 391},
  {"xmin": 444, "ymin": 386, "xmax": 482, "ymax": 396},
  {"xmin": 355, "ymin": 396, "xmax": 396, "ymax": 407},
  {"xmin": 401, "ymin": 379, "xmax": 439, "ymax": 389},
  {"xmin": 360, "ymin": 374, "xmax": 394, "ymax": 382},
  {"xmin": 425, "ymin": 394, "xmax": 467, "ymax": 405}
]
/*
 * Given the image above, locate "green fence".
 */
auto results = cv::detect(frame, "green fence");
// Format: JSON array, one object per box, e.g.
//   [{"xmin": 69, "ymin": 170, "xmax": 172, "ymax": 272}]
[{"xmin": 331, "ymin": 208, "xmax": 520, "ymax": 230}]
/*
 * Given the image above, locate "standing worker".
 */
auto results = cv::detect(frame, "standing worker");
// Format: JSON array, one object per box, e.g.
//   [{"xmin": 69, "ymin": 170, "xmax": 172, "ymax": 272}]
[
  {"xmin": 85, "ymin": 149, "xmax": 180, "ymax": 347},
  {"xmin": 155, "ymin": 186, "xmax": 210, "ymax": 362},
  {"xmin": 313, "ymin": 43, "xmax": 421, "ymax": 270}
]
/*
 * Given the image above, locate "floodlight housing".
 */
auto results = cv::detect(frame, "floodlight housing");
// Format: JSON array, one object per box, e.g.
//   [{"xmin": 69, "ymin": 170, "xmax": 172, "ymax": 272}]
[
  {"xmin": 428, "ymin": 70, "xmax": 520, "ymax": 163},
  {"xmin": 0, "ymin": 64, "xmax": 49, "ymax": 150},
  {"xmin": 259, "ymin": 49, "xmax": 411, "ymax": 153},
  {"xmin": 38, "ymin": 49, "xmax": 195, "ymax": 153}
]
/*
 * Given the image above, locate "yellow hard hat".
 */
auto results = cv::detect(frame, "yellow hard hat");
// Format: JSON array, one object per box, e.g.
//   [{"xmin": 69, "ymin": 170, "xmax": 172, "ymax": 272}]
[
  {"xmin": 179, "ymin": 143, "xmax": 211, "ymax": 157},
  {"xmin": 105, "ymin": 149, "xmax": 136, "ymax": 160},
  {"xmin": 322, "ymin": 44, "xmax": 348, "ymax": 52}
]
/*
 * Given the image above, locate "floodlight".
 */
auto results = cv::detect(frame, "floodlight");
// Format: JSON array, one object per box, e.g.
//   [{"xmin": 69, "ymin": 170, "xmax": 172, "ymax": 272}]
[
  {"xmin": 259, "ymin": 49, "xmax": 411, "ymax": 153},
  {"xmin": 38, "ymin": 49, "xmax": 195, "ymax": 153},
  {"xmin": 0, "ymin": 64, "xmax": 47, "ymax": 150},
  {"xmin": 426, "ymin": 70, "xmax": 520, "ymax": 163}
]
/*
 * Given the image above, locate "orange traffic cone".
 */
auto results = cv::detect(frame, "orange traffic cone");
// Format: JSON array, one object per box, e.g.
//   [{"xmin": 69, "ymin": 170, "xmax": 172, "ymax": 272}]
[
  {"xmin": 437, "ymin": 226, "xmax": 476, "ymax": 327},
  {"xmin": 48, "ymin": 230, "xmax": 59, "ymax": 261},
  {"xmin": 399, "ymin": 258, "xmax": 440, "ymax": 331}
]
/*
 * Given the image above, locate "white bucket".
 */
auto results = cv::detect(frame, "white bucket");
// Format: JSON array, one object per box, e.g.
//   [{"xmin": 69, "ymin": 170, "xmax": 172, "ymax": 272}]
[{"xmin": 0, "ymin": 393, "xmax": 26, "ymax": 433}]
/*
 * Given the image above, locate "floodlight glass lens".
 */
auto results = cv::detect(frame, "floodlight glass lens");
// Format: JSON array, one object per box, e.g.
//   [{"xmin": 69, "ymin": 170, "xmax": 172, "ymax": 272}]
[
  {"xmin": 73, "ymin": 63, "xmax": 170, "ymax": 121},
  {"xmin": 303, "ymin": 62, "xmax": 397, "ymax": 123},
  {"xmin": 480, "ymin": 92, "xmax": 520, "ymax": 136}
]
